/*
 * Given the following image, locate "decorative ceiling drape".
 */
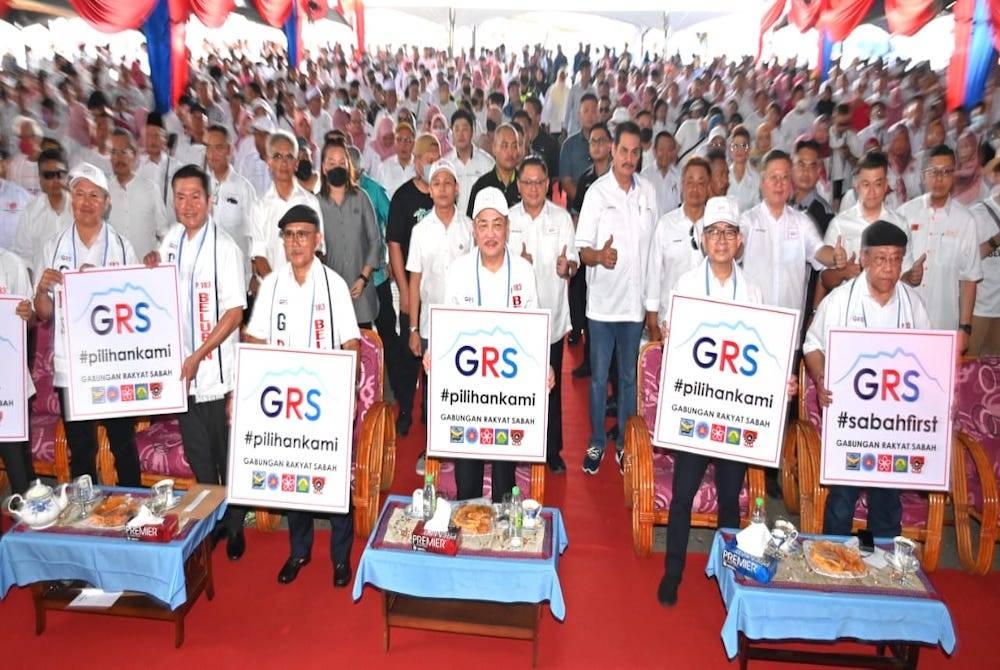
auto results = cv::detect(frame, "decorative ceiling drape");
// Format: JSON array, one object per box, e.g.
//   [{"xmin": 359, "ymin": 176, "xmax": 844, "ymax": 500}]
[{"xmin": 884, "ymin": 0, "xmax": 937, "ymax": 36}]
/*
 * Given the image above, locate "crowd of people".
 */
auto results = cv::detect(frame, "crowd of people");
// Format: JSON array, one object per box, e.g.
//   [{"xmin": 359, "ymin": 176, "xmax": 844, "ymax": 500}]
[{"xmin": 0, "ymin": 36, "xmax": 996, "ymax": 601}]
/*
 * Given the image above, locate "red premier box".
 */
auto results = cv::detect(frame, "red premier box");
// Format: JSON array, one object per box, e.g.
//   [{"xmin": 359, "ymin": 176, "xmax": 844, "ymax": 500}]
[
  {"xmin": 124, "ymin": 514, "xmax": 179, "ymax": 542},
  {"xmin": 411, "ymin": 521, "xmax": 461, "ymax": 556}
]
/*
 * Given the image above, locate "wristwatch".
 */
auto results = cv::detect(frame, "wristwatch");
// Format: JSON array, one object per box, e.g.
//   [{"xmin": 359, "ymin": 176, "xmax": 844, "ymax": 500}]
[
  {"xmin": 959, "ymin": 324, "xmax": 972, "ymax": 335},
  {"xmin": 409, "ymin": 325, "xmax": 418, "ymax": 333}
]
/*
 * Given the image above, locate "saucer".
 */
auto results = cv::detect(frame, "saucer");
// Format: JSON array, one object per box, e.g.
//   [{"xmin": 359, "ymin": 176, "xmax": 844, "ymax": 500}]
[{"xmin": 885, "ymin": 552, "xmax": 919, "ymax": 573}]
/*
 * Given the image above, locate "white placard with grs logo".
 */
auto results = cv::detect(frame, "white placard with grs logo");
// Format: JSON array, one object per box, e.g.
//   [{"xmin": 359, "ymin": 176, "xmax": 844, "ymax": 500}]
[
  {"xmin": 821, "ymin": 328, "xmax": 955, "ymax": 491},
  {"xmin": 0, "ymin": 296, "xmax": 28, "ymax": 441},
  {"xmin": 227, "ymin": 344, "xmax": 356, "ymax": 514},
  {"xmin": 653, "ymin": 295, "xmax": 799, "ymax": 468},
  {"xmin": 60, "ymin": 265, "xmax": 187, "ymax": 420},
  {"xmin": 426, "ymin": 306, "xmax": 550, "ymax": 463}
]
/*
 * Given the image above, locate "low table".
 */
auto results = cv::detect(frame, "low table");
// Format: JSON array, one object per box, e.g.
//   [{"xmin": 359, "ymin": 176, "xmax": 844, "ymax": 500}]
[
  {"xmin": 705, "ymin": 530, "xmax": 957, "ymax": 669},
  {"xmin": 0, "ymin": 484, "xmax": 226, "ymax": 647},
  {"xmin": 352, "ymin": 495, "xmax": 569, "ymax": 666}
]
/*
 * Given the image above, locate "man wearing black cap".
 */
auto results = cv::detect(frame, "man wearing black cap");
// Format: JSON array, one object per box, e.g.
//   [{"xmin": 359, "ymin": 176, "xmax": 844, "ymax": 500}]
[
  {"xmin": 803, "ymin": 220, "xmax": 932, "ymax": 538},
  {"xmin": 244, "ymin": 203, "xmax": 360, "ymax": 588}
]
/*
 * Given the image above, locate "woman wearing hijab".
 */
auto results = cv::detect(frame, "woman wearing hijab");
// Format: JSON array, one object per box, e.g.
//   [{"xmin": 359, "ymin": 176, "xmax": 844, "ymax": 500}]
[
  {"xmin": 363, "ymin": 115, "xmax": 397, "ymax": 178},
  {"xmin": 953, "ymin": 130, "xmax": 989, "ymax": 205},
  {"xmin": 885, "ymin": 122, "xmax": 922, "ymax": 205}
]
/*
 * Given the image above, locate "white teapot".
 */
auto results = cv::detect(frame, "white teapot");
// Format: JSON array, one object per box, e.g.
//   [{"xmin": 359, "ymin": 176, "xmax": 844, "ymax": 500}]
[{"xmin": 7, "ymin": 479, "xmax": 69, "ymax": 528}]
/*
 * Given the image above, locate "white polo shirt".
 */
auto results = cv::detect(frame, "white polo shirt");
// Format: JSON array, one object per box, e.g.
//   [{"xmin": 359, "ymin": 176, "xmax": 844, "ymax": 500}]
[
  {"xmin": 376, "ymin": 155, "xmax": 416, "ymax": 199},
  {"xmin": 249, "ymin": 181, "xmax": 323, "ymax": 272},
  {"xmin": 0, "ymin": 247, "xmax": 35, "ymax": 397},
  {"xmin": 7, "ymin": 154, "xmax": 40, "ymax": 197},
  {"xmin": 508, "ymin": 201, "xmax": 578, "ymax": 343},
  {"xmin": 887, "ymin": 160, "xmax": 923, "ymax": 203},
  {"xmin": 235, "ymin": 151, "xmax": 273, "ymax": 198},
  {"xmin": 640, "ymin": 163, "xmax": 681, "ymax": 216},
  {"xmin": 405, "ymin": 207, "xmax": 473, "ymax": 336},
  {"xmin": 158, "ymin": 220, "xmax": 246, "ymax": 402},
  {"xmin": 670, "ymin": 259, "xmax": 762, "ymax": 317},
  {"xmin": 444, "ymin": 146, "xmax": 495, "ymax": 216},
  {"xmin": 645, "ymin": 205, "xmax": 705, "ymax": 323},
  {"xmin": 107, "ymin": 174, "xmax": 169, "ymax": 258},
  {"xmin": 803, "ymin": 272, "xmax": 931, "ymax": 355},
  {"xmin": 896, "ymin": 194, "xmax": 983, "ymax": 330},
  {"xmin": 35, "ymin": 223, "xmax": 138, "ymax": 387},
  {"xmin": 0, "ymin": 179, "xmax": 30, "ymax": 252},
  {"xmin": 575, "ymin": 171, "xmax": 658, "ymax": 322},
  {"xmin": 210, "ymin": 165, "xmax": 256, "ymax": 283},
  {"xmin": 444, "ymin": 249, "xmax": 538, "ymax": 310},
  {"xmin": 13, "ymin": 194, "xmax": 72, "ymax": 276},
  {"xmin": 823, "ymin": 203, "xmax": 912, "ymax": 265},
  {"xmin": 970, "ymin": 195, "xmax": 1000, "ymax": 317},
  {"xmin": 728, "ymin": 164, "xmax": 761, "ymax": 213},
  {"xmin": 740, "ymin": 202, "xmax": 826, "ymax": 314},
  {"xmin": 246, "ymin": 259, "xmax": 360, "ymax": 350}
]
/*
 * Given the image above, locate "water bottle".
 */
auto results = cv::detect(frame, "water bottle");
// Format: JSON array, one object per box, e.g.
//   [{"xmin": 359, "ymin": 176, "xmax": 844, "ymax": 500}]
[
  {"xmin": 750, "ymin": 496, "xmax": 767, "ymax": 527},
  {"xmin": 422, "ymin": 473, "xmax": 436, "ymax": 520},
  {"xmin": 510, "ymin": 485, "xmax": 523, "ymax": 547}
]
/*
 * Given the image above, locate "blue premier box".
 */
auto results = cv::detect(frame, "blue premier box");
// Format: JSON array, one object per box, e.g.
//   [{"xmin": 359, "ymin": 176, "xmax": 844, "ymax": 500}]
[{"xmin": 723, "ymin": 538, "xmax": 778, "ymax": 583}]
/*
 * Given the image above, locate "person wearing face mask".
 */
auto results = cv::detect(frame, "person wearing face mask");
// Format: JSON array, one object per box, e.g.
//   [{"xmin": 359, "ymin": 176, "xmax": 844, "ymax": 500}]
[
  {"xmin": 294, "ymin": 136, "xmax": 320, "ymax": 193},
  {"xmin": 857, "ymin": 100, "xmax": 888, "ymax": 151},
  {"xmin": 782, "ymin": 85, "xmax": 814, "ymax": 145},
  {"xmin": 318, "ymin": 138, "xmax": 380, "ymax": 327}
]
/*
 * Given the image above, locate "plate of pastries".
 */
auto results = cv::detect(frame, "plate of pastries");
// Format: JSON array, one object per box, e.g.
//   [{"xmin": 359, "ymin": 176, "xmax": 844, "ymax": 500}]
[{"xmin": 803, "ymin": 539, "xmax": 869, "ymax": 578}]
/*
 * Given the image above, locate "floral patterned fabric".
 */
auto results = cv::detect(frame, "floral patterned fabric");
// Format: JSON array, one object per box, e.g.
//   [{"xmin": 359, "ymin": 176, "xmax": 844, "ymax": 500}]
[
  {"xmin": 954, "ymin": 357, "xmax": 1000, "ymax": 512},
  {"xmin": 29, "ymin": 321, "xmax": 61, "ymax": 464}
]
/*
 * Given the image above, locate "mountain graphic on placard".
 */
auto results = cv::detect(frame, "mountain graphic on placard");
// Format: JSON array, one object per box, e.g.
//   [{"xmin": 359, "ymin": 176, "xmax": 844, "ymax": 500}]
[
  {"xmin": 675, "ymin": 319, "xmax": 782, "ymax": 369},
  {"xmin": 435, "ymin": 324, "xmax": 541, "ymax": 366},
  {"xmin": 72, "ymin": 282, "xmax": 172, "ymax": 323},
  {"xmin": 831, "ymin": 347, "xmax": 945, "ymax": 392},
  {"xmin": 0, "ymin": 334, "xmax": 17, "ymax": 353},
  {"xmin": 243, "ymin": 366, "xmax": 331, "ymax": 402}
]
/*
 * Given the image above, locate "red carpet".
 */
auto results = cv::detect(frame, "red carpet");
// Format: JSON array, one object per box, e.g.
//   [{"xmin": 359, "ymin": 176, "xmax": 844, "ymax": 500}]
[{"xmin": 1, "ymin": 341, "xmax": 997, "ymax": 668}]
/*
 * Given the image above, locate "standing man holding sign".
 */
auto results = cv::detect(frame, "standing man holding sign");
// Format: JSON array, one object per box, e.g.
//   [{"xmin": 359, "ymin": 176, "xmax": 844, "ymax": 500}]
[
  {"xmin": 244, "ymin": 204, "xmax": 360, "ymax": 588},
  {"xmin": 33, "ymin": 163, "xmax": 142, "ymax": 486},
  {"xmin": 144, "ymin": 164, "xmax": 247, "ymax": 561},
  {"xmin": 803, "ymin": 221, "xmax": 932, "ymax": 538},
  {"xmin": 0, "ymin": 247, "xmax": 35, "ymax": 500}
]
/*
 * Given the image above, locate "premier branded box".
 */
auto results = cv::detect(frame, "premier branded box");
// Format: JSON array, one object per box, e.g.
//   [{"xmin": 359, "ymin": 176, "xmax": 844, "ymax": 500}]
[
  {"xmin": 723, "ymin": 538, "xmax": 778, "ymax": 583},
  {"xmin": 411, "ymin": 521, "xmax": 461, "ymax": 556},
  {"xmin": 124, "ymin": 514, "xmax": 179, "ymax": 542}
]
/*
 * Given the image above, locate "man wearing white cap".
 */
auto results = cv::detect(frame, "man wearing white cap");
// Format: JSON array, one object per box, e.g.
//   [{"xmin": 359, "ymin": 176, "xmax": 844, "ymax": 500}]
[
  {"xmin": 237, "ymin": 115, "xmax": 276, "ymax": 198},
  {"xmin": 306, "ymin": 87, "xmax": 332, "ymax": 162},
  {"xmin": 440, "ymin": 186, "xmax": 539, "ymax": 500},
  {"xmin": 33, "ymin": 162, "xmax": 142, "ymax": 486}
]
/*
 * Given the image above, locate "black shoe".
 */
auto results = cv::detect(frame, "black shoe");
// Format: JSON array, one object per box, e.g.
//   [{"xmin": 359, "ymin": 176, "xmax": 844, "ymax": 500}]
[
  {"xmin": 568, "ymin": 331, "xmax": 581, "ymax": 346},
  {"xmin": 226, "ymin": 531, "xmax": 246, "ymax": 561},
  {"xmin": 657, "ymin": 574, "xmax": 680, "ymax": 607},
  {"xmin": 605, "ymin": 397, "xmax": 618, "ymax": 417},
  {"xmin": 572, "ymin": 364, "xmax": 591, "ymax": 378},
  {"xmin": 210, "ymin": 524, "xmax": 227, "ymax": 549},
  {"xmin": 396, "ymin": 410, "xmax": 412, "ymax": 436},
  {"xmin": 277, "ymin": 556, "xmax": 311, "ymax": 584},
  {"xmin": 333, "ymin": 562, "xmax": 352, "ymax": 587},
  {"xmin": 547, "ymin": 455, "xmax": 567, "ymax": 474}
]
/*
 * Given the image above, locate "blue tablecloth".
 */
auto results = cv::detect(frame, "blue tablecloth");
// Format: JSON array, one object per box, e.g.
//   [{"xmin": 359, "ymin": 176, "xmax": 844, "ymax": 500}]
[
  {"xmin": 0, "ymin": 488, "xmax": 225, "ymax": 611},
  {"xmin": 705, "ymin": 529, "xmax": 957, "ymax": 659},
  {"xmin": 352, "ymin": 495, "xmax": 569, "ymax": 619}
]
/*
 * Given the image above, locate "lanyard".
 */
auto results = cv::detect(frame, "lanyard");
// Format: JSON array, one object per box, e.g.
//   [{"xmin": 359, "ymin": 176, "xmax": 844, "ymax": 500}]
[
  {"xmin": 846, "ymin": 277, "xmax": 902, "ymax": 328},
  {"xmin": 177, "ymin": 224, "xmax": 210, "ymax": 355},
  {"xmin": 71, "ymin": 224, "xmax": 110, "ymax": 268},
  {"xmin": 270, "ymin": 263, "xmax": 335, "ymax": 348},
  {"xmin": 475, "ymin": 247, "xmax": 511, "ymax": 307},
  {"xmin": 704, "ymin": 261, "xmax": 737, "ymax": 300}
]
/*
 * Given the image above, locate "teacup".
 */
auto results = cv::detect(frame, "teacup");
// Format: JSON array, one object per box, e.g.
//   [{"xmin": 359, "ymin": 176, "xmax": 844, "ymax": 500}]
[
  {"xmin": 522, "ymin": 499, "xmax": 541, "ymax": 529},
  {"xmin": 72, "ymin": 474, "xmax": 94, "ymax": 504},
  {"xmin": 769, "ymin": 520, "xmax": 799, "ymax": 554},
  {"xmin": 151, "ymin": 479, "xmax": 174, "ymax": 514}
]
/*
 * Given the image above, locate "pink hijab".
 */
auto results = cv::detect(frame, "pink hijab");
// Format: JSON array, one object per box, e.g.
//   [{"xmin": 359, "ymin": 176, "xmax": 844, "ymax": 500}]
[
  {"xmin": 430, "ymin": 112, "xmax": 452, "ymax": 155},
  {"xmin": 371, "ymin": 115, "xmax": 396, "ymax": 161}
]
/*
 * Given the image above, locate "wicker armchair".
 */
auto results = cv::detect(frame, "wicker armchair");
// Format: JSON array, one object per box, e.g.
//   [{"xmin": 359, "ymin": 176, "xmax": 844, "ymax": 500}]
[{"xmin": 29, "ymin": 321, "xmax": 70, "ymax": 483}]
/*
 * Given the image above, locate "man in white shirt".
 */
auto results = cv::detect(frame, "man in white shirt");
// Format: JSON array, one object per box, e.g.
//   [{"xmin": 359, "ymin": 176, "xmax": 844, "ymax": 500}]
[
  {"xmin": 969, "ymin": 157, "xmax": 1000, "ymax": 355},
  {"xmin": 204, "ymin": 124, "xmax": 256, "ymax": 285},
  {"xmin": 897, "ymin": 144, "xmax": 982, "ymax": 352},
  {"xmin": 564, "ymin": 60, "xmax": 596, "ymax": 137},
  {"xmin": 803, "ymin": 221, "xmax": 931, "ymax": 539},
  {"xmin": 728, "ymin": 125, "xmax": 761, "ymax": 213},
  {"xmin": 376, "ymin": 122, "xmax": 416, "ymax": 198},
  {"xmin": 645, "ymin": 156, "xmax": 712, "ymax": 334},
  {"xmin": 829, "ymin": 103, "xmax": 862, "ymax": 206},
  {"xmin": 244, "ymin": 204, "xmax": 359, "ymax": 588},
  {"xmin": 137, "ymin": 113, "xmax": 174, "ymax": 206},
  {"xmin": 740, "ymin": 149, "xmax": 847, "ymax": 317},
  {"xmin": 32, "ymin": 162, "xmax": 142, "ymax": 487},
  {"xmin": 576, "ymin": 121, "xmax": 658, "ymax": 475},
  {"xmin": 305, "ymin": 87, "xmax": 332, "ymax": 161},
  {"xmin": 13, "ymin": 148, "xmax": 72, "ymax": 276},
  {"xmin": 237, "ymin": 115, "xmax": 275, "ymax": 198},
  {"xmin": 249, "ymin": 130, "xmax": 323, "ymax": 283},
  {"xmin": 143, "ymin": 164, "xmax": 247, "ymax": 561},
  {"xmin": 508, "ymin": 156, "xmax": 579, "ymax": 474},
  {"xmin": 0, "ymin": 151, "xmax": 31, "ymax": 252},
  {"xmin": 641, "ymin": 130, "xmax": 681, "ymax": 215},
  {"xmin": 8, "ymin": 115, "xmax": 42, "ymax": 196},
  {"xmin": 107, "ymin": 129, "xmax": 169, "ymax": 258},
  {"xmin": 444, "ymin": 109, "xmax": 495, "ymax": 216}
]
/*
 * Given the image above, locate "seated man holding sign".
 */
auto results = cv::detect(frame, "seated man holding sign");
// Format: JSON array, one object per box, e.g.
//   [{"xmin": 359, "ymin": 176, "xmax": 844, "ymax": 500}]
[
  {"xmin": 656, "ymin": 197, "xmax": 796, "ymax": 607},
  {"xmin": 244, "ymin": 204, "xmax": 360, "ymax": 588},
  {"xmin": 803, "ymin": 220, "xmax": 932, "ymax": 538}
]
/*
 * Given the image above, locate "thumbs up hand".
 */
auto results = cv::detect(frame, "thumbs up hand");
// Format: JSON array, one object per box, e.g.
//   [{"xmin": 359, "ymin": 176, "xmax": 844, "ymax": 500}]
[
  {"xmin": 521, "ymin": 242, "xmax": 533, "ymax": 265},
  {"xmin": 832, "ymin": 235, "xmax": 848, "ymax": 269},
  {"xmin": 844, "ymin": 252, "xmax": 861, "ymax": 279},
  {"xmin": 599, "ymin": 235, "xmax": 617, "ymax": 269},
  {"xmin": 556, "ymin": 245, "xmax": 570, "ymax": 278},
  {"xmin": 909, "ymin": 252, "xmax": 927, "ymax": 286}
]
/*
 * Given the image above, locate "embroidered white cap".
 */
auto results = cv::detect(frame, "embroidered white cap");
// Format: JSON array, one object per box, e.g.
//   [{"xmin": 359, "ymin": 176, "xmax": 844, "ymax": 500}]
[
  {"xmin": 251, "ymin": 115, "xmax": 276, "ymax": 133},
  {"xmin": 68, "ymin": 162, "xmax": 109, "ymax": 194},
  {"xmin": 703, "ymin": 196, "xmax": 740, "ymax": 229},
  {"xmin": 428, "ymin": 159, "xmax": 458, "ymax": 183},
  {"xmin": 471, "ymin": 186, "xmax": 509, "ymax": 219}
]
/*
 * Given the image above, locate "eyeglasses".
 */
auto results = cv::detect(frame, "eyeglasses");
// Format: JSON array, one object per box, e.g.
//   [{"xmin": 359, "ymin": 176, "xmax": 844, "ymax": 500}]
[
  {"xmin": 271, "ymin": 152, "xmax": 297, "ymax": 162},
  {"xmin": 923, "ymin": 167, "xmax": 955, "ymax": 179},
  {"xmin": 280, "ymin": 229, "xmax": 315, "ymax": 242},
  {"xmin": 730, "ymin": 142, "xmax": 750, "ymax": 151},
  {"xmin": 518, "ymin": 178, "xmax": 547, "ymax": 188},
  {"xmin": 866, "ymin": 253, "xmax": 903, "ymax": 267},
  {"xmin": 41, "ymin": 169, "xmax": 66, "ymax": 179},
  {"xmin": 703, "ymin": 227, "xmax": 739, "ymax": 240}
]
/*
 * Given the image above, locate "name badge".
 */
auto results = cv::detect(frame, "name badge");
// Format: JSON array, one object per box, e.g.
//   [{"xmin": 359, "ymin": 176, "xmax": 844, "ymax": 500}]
[{"xmin": 785, "ymin": 225, "xmax": 799, "ymax": 240}]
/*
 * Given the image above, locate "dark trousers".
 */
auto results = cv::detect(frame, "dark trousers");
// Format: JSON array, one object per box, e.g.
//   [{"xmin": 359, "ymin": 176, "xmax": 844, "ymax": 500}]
[
  {"xmin": 455, "ymin": 459, "xmax": 516, "ymax": 503},
  {"xmin": 823, "ymin": 486, "xmax": 903, "ymax": 538},
  {"xmin": 374, "ymin": 280, "xmax": 396, "ymax": 372},
  {"xmin": 58, "ymin": 388, "xmax": 140, "ymax": 487},
  {"xmin": 664, "ymin": 451, "xmax": 746, "ymax": 579},
  {"xmin": 547, "ymin": 339, "xmax": 564, "ymax": 462},
  {"xmin": 0, "ymin": 441, "xmax": 34, "ymax": 495},
  {"xmin": 569, "ymin": 270, "xmax": 587, "ymax": 334},
  {"xmin": 287, "ymin": 507, "xmax": 354, "ymax": 565},
  {"xmin": 389, "ymin": 311, "xmax": 420, "ymax": 415},
  {"xmin": 177, "ymin": 397, "xmax": 244, "ymax": 536}
]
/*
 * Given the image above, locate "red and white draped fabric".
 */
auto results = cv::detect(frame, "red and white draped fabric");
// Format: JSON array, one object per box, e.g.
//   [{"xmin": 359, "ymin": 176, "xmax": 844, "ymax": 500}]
[
  {"xmin": 758, "ymin": 0, "xmax": 788, "ymax": 62},
  {"xmin": 819, "ymin": 0, "xmax": 876, "ymax": 42},
  {"xmin": 989, "ymin": 0, "xmax": 1000, "ymax": 50},
  {"xmin": 789, "ymin": 0, "xmax": 824, "ymax": 31},
  {"xmin": 67, "ymin": 0, "xmax": 158, "ymax": 32},
  {"xmin": 884, "ymin": 0, "xmax": 937, "ymax": 36}
]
